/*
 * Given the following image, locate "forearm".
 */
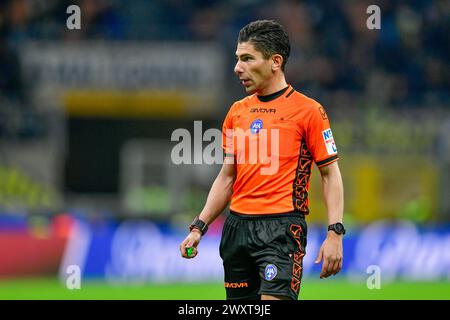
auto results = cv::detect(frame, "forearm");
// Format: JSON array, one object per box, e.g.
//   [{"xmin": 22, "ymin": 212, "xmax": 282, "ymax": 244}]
[
  {"xmin": 316, "ymin": 162, "xmax": 345, "ymax": 278},
  {"xmin": 320, "ymin": 163, "xmax": 344, "ymax": 225},
  {"xmin": 198, "ymin": 171, "xmax": 234, "ymax": 225}
]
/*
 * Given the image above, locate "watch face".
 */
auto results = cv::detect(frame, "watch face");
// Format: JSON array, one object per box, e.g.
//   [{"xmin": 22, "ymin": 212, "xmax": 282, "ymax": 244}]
[{"xmin": 335, "ymin": 223, "xmax": 344, "ymax": 234}]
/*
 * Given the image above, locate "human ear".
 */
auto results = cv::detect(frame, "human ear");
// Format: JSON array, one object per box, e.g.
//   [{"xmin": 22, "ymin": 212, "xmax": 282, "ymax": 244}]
[{"xmin": 272, "ymin": 54, "xmax": 283, "ymax": 71}]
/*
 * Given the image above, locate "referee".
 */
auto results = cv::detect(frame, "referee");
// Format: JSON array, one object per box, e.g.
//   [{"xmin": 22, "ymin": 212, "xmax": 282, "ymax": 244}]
[{"xmin": 180, "ymin": 20, "xmax": 345, "ymax": 300}]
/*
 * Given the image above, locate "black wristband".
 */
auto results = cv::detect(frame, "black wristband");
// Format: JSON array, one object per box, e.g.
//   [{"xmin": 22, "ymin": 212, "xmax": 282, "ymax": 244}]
[{"xmin": 189, "ymin": 216, "xmax": 208, "ymax": 236}]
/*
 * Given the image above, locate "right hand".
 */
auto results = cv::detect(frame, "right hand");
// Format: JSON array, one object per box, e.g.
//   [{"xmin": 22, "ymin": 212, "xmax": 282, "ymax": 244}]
[{"xmin": 179, "ymin": 229, "xmax": 202, "ymax": 259}]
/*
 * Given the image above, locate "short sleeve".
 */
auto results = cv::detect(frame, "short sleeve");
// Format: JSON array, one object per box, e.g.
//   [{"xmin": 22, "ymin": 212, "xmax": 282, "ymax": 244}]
[
  {"xmin": 305, "ymin": 104, "xmax": 339, "ymax": 167},
  {"xmin": 222, "ymin": 104, "xmax": 236, "ymax": 157}
]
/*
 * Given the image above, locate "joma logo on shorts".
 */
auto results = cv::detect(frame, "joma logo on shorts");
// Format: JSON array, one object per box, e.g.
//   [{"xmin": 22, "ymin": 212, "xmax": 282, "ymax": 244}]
[{"xmin": 225, "ymin": 282, "xmax": 249, "ymax": 288}]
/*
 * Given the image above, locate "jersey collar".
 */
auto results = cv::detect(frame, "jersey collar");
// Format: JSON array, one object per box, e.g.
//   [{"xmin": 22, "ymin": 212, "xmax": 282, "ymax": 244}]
[{"xmin": 256, "ymin": 85, "xmax": 291, "ymax": 102}]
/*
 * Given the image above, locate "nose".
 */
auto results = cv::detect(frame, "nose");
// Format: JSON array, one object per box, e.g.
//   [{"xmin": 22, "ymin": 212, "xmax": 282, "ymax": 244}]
[{"xmin": 234, "ymin": 60, "xmax": 243, "ymax": 75}]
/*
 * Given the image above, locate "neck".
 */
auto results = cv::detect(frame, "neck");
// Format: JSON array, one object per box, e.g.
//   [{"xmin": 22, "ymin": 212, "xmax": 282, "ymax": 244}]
[{"xmin": 256, "ymin": 74, "xmax": 288, "ymax": 96}]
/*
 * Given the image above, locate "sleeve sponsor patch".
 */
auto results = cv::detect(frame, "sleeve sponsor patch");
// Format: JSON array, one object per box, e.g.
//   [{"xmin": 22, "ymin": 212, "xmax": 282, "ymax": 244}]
[
  {"xmin": 318, "ymin": 106, "xmax": 328, "ymax": 120},
  {"xmin": 322, "ymin": 128, "xmax": 337, "ymax": 155}
]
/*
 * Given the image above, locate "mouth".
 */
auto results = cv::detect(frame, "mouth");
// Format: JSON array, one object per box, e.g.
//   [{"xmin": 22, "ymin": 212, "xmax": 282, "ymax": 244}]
[{"xmin": 240, "ymin": 78, "xmax": 252, "ymax": 86}]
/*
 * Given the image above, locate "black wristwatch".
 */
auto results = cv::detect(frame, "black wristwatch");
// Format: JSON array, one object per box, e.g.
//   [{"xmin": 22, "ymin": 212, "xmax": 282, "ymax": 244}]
[
  {"xmin": 328, "ymin": 222, "xmax": 346, "ymax": 235},
  {"xmin": 189, "ymin": 216, "xmax": 208, "ymax": 236}
]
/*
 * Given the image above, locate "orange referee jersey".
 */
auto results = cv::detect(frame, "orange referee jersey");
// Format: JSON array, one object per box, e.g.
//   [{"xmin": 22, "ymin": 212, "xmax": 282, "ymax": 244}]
[{"xmin": 222, "ymin": 85, "xmax": 339, "ymax": 215}]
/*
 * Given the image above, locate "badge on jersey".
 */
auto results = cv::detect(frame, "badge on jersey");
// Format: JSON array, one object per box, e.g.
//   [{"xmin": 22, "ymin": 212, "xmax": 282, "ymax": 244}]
[
  {"xmin": 265, "ymin": 264, "xmax": 277, "ymax": 281},
  {"xmin": 322, "ymin": 128, "xmax": 337, "ymax": 155},
  {"xmin": 250, "ymin": 119, "xmax": 263, "ymax": 134}
]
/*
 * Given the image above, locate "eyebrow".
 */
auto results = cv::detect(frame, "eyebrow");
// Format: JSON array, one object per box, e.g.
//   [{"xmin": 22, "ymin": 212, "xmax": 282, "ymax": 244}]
[{"xmin": 235, "ymin": 53, "xmax": 254, "ymax": 59}]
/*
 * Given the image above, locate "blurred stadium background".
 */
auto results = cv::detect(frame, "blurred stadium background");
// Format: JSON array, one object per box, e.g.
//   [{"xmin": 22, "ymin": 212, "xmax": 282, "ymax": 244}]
[{"xmin": 0, "ymin": 0, "xmax": 449, "ymax": 299}]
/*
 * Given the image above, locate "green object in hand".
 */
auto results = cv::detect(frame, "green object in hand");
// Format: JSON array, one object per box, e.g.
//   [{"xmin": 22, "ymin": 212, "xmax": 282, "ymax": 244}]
[{"xmin": 186, "ymin": 247, "xmax": 193, "ymax": 257}]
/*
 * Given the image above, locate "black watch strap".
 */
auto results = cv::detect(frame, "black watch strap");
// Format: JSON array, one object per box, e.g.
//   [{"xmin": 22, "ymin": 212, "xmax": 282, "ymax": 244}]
[
  {"xmin": 189, "ymin": 216, "xmax": 208, "ymax": 236},
  {"xmin": 328, "ymin": 222, "xmax": 346, "ymax": 235}
]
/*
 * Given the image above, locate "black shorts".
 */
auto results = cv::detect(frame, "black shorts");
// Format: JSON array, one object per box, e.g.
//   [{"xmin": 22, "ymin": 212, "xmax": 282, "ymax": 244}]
[{"xmin": 219, "ymin": 210, "xmax": 307, "ymax": 300}]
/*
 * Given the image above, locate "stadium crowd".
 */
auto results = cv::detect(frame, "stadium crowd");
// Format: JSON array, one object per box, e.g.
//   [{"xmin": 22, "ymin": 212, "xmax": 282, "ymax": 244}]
[{"xmin": 0, "ymin": 0, "xmax": 449, "ymax": 138}]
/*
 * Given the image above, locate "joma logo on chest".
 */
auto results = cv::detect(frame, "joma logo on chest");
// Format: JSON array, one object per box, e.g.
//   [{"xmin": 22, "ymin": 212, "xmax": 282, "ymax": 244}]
[{"xmin": 250, "ymin": 108, "xmax": 276, "ymax": 113}]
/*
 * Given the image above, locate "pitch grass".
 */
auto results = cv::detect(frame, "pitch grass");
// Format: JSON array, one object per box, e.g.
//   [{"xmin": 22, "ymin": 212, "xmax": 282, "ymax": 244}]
[{"xmin": 0, "ymin": 278, "xmax": 449, "ymax": 300}]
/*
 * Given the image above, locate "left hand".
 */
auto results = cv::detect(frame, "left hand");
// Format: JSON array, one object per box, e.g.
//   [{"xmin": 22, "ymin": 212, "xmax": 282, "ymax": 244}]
[{"xmin": 314, "ymin": 231, "xmax": 343, "ymax": 279}]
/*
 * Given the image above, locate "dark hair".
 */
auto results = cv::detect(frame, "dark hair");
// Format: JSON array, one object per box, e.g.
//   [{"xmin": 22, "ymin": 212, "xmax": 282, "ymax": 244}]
[{"xmin": 238, "ymin": 20, "xmax": 290, "ymax": 71}]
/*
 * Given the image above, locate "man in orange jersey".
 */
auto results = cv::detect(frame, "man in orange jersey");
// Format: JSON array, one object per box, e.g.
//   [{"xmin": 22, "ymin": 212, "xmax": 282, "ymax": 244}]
[{"xmin": 180, "ymin": 20, "xmax": 345, "ymax": 300}]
